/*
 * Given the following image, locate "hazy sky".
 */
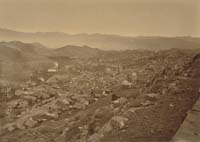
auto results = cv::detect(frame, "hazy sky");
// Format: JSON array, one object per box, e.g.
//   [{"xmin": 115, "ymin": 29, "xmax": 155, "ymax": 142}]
[{"xmin": 0, "ymin": 0, "xmax": 199, "ymax": 36}]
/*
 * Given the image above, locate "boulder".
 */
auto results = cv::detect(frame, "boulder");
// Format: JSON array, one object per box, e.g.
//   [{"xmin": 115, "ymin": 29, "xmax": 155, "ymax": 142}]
[
  {"xmin": 141, "ymin": 100, "xmax": 153, "ymax": 106},
  {"xmin": 18, "ymin": 100, "xmax": 29, "ymax": 108},
  {"xmin": 15, "ymin": 90, "xmax": 24, "ymax": 96},
  {"xmin": 78, "ymin": 98, "xmax": 89, "ymax": 106},
  {"xmin": 128, "ymin": 98, "xmax": 143, "ymax": 107},
  {"xmin": 110, "ymin": 116, "xmax": 128, "ymax": 129},
  {"xmin": 38, "ymin": 92, "xmax": 50, "ymax": 99},
  {"xmin": 22, "ymin": 95, "xmax": 37, "ymax": 102},
  {"xmin": 88, "ymin": 133, "xmax": 103, "ymax": 142},
  {"xmin": 73, "ymin": 102, "xmax": 86, "ymax": 110},
  {"xmin": 93, "ymin": 106, "xmax": 113, "ymax": 120},
  {"xmin": 7, "ymin": 100, "xmax": 20, "ymax": 108},
  {"xmin": 121, "ymin": 80, "xmax": 133, "ymax": 89},
  {"xmin": 128, "ymin": 107, "xmax": 144, "ymax": 113},
  {"xmin": 16, "ymin": 120, "xmax": 26, "ymax": 130},
  {"xmin": 44, "ymin": 112, "xmax": 59, "ymax": 119},
  {"xmin": 145, "ymin": 93, "xmax": 159, "ymax": 101},
  {"xmin": 102, "ymin": 91, "xmax": 109, "ymax": 96},
  {"xmin": 24, "ymin": 117, "xmax": 38, "ymax": 128},
  {"xmin": 101, "ymin": 121, "xmax": 113, "ymax": 133},
  {"xmin": 7, "ymin": 125, "xmax": 15, "ymax": 132},
  {"xmin": 5, "ymin": 123, "xmax": 16, "ymax": 132},
  {"xmin": 62, "ymin": 98, "xmax": 71, "ymax": 105},
  {"xmin": 94, "ymin": 93, "xmax": 103, "ymax": 98},
  {"xmin": 111, "ymin": 94, "xmax": 119, "ymax": 101},
  {"xmin": 131, "ymin": 72, "xmax": 138, "ymax": 81},
  {"xmin": 113, "ymin": 97, "xmax": 128, "ymax": 106}
]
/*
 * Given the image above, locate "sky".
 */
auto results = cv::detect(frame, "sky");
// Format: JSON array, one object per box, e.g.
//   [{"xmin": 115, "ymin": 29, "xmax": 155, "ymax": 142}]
[{"xmin": 0, "ymin": 0, "xmax": 199, "ymax": 36}]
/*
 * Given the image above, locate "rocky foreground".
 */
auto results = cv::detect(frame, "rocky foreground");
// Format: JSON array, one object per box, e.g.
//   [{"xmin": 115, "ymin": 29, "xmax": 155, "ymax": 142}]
[{"xmin": 0, "ymin": 49, "xmax": 200, "ymax": 142}]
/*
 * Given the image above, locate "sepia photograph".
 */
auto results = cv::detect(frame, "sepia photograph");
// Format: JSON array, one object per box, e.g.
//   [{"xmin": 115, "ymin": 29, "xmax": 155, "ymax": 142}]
[{"xmin": 0, "ymin": 0, "xmax": 200, "ymax": 142}]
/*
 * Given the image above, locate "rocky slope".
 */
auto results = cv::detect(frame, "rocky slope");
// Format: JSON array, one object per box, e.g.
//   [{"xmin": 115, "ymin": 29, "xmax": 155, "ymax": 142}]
[{"xmin": 0, "ymin": 49, "xmax": 200, "ymax": 142}]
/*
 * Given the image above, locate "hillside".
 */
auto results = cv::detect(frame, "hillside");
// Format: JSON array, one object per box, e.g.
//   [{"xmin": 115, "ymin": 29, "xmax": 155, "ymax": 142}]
[
  {"xmin": 0, "ymin": 41, "xmax": 53, "ymax": 82},
  {"xmin": 51, "ymin": 45, "xmax": 102, "ymax": 59},
  {"xmin": 0, "ymin": 41, "xmax": 50, "ymax": 61}
]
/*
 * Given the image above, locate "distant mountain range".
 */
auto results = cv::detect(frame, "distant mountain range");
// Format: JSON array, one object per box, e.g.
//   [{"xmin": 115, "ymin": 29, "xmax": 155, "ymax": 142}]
[{"xmin": 1, "ymin": 28, "xmax": 200, "ymax": 50}]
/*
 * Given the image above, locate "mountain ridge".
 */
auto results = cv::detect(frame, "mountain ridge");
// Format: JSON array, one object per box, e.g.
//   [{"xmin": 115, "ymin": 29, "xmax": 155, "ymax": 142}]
[{"xmin": 1, "ymin": 28, "xmax": 200, "ymax": 50}]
